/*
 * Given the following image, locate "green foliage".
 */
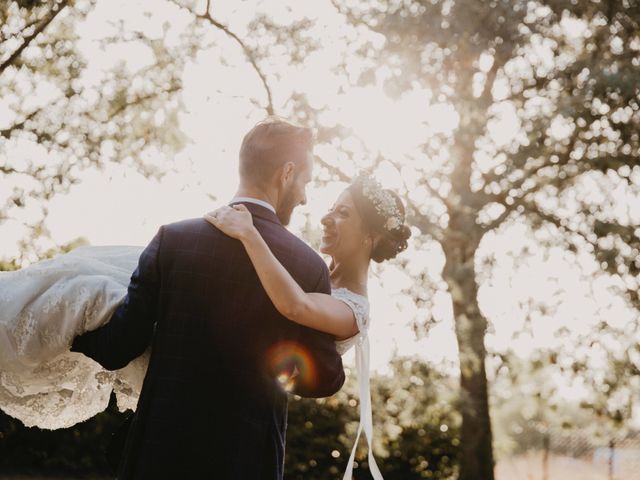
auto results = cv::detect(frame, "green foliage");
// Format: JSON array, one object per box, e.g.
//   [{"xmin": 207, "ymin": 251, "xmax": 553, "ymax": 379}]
[
  {"xmin": 373, "ymin": 359, "xmax": 460, "ymax": 480},
  {"xmin": 286, "ymin": 358, "xmax": 460, "ymax": 480},
  {"xmin": 40, "ymin": 236, "xmax": 89, "ymax": 258},
  {"xmin": 0, "ymin": 357, "xmax": 460, "ymax": 479},
  {"xmin": 0, "ymin": 258, "xmax": 20, "ymax": 272},
  {"xmin": 0, "ymin": 237, "xmax": 87, "ymax": 271},
  {"xmin": 0, "ymin": 0, "xmax": 191, "ymax": 261},
  {"xmin": 384, "ymin": 425, "xmax": 458, "ymax": 480},
  {"xmin": 0, "ymin": 393, "xmax": 126, "ymax": 477},
  {"xmin": 285, "ymin": 392, "xmax": 356, "ymax": 479}
]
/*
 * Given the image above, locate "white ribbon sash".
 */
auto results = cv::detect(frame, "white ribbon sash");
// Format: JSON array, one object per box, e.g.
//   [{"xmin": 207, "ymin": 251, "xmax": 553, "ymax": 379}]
[{"xmin": 343, "ymin": 334, "xmax": 384, "ymax": 480}]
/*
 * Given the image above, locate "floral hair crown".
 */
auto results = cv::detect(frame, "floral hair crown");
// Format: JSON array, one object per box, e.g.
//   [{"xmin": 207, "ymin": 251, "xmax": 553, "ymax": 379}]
[{"xmin": 354, "ymin": 173, "xmax": 403, "ymax": 231}]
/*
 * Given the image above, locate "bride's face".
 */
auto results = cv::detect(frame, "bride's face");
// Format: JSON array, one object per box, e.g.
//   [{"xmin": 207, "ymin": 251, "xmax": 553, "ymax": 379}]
[{"xmin": 320, "ymin": 190, "xmax": 371, "ymax": 261}]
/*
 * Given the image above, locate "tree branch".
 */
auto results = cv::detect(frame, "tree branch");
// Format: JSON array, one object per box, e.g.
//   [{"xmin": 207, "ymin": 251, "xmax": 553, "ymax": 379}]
[
  {"xmin": 169, "ymin": 0, "xmax": 274, "ymax": 116},
  {"xmin": 0, "ymin": 16, "xmax": 42, "ymax": 44},
  {"xmin": 406, "ymin": 207, "xmax": 444, "ymax": 242},
  {"xmin": 315, "ymin": 156, "xmax": 349, "ymax": 182},
  {"xmin": 0, "ymin": 166, "xmax": 20, "ymax": 175},
  {"xmin": 329, "ymin": 0, "xmax": 382, "ymax": 33},
  {"xmin": 108, "ymin": 84, "xmax": 182, "ymax": 118},
  {"xmin": 527, "ymin": 202, "xmax": 593, "ymax": 246},
  {"xmin": 483, "ymin": 158, "xmax": 586, "ymax": 233},
  {"xmin": 482, "ymin": 119, "xmax": 585, "ymax": 233},
  {"xmin": 482, "ymin": 181, "xmax": 547, "ymax": 233},
  {"xmin": 0, "ymin": 0, "xmax": 69, "ymax": 75},
  {"xmin": 0, "ymin": 164, "xmax": 46, "ymax": 177},
  {"xmin": 532, "ymin": 206, "xmax": 640, "ymax": 311},
  {"xmin": 478, "ymin": 54, "xmax": 502, "ymax": 110},
  {"xmin": 383, "ymin": 154, "xmax": 453, "ymax": 210},
  {"xmin": 0, "ymin": 107, "xmax": 42, "ymax": 139}
]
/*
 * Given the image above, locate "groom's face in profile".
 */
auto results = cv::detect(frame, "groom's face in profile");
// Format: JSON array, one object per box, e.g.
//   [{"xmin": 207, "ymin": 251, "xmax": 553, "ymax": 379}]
[{"xmin": 276, "ymin": 150, "xmax": 313, "ymax": 226}]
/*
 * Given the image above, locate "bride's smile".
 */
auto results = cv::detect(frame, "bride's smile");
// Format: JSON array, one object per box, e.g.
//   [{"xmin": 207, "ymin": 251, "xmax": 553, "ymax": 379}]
[{"xmin": 319, "ymin": 190, "xmax": 370, "ymax": 260}]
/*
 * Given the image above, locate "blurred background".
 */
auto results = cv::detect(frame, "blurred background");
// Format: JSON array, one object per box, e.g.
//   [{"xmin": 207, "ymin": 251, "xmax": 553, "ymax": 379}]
[{"xmin": 1, "ymin": 0, "xmax": 639, "ymax": 479}]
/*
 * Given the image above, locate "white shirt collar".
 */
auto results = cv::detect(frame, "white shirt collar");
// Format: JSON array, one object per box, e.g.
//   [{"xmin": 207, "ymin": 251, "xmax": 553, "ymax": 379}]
[{"xmin": 230, "ymin": 196, "xmax": 276, "ymax": 214}]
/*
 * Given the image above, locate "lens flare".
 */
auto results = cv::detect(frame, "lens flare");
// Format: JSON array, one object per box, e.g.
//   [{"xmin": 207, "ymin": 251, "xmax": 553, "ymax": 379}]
[{"xmin": 266, "ymin": 341, "xmax": 317, "ymax": 393}]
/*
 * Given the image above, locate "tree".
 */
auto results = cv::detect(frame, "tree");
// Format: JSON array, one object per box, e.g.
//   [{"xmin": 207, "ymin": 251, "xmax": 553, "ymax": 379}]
[
  {"xmin": 0, "ymin": 0, "xmax": 191, "ymax": 262},
  {"xmin": 295, "ymin": 2, "xmax": 639, "ymax": 479}
]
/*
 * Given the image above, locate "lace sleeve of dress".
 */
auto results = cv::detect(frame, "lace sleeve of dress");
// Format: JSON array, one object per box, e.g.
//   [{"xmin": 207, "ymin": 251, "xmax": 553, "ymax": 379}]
[{"xmin": 332, "ymin": 288, "xmax": 370, "ymax": 355}]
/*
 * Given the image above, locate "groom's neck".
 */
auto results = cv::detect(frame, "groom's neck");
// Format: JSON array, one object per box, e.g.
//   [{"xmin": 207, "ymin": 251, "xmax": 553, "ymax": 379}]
[{"xmin": 234, "ymin": 185, "xmax": 277, "ymax": 208}]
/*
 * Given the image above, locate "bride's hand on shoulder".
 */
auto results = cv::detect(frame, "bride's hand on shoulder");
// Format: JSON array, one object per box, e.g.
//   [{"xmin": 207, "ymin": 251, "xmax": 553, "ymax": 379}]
[{"xmin": 204, "ymin": 204, "xmax": 256, "ymax": 241}]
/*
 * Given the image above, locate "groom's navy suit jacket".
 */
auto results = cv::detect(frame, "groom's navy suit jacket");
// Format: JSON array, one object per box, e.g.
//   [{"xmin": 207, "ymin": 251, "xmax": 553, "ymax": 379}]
[{"xmin": 71, "ymin": 202, "xmax": 345, "ymax": 479}]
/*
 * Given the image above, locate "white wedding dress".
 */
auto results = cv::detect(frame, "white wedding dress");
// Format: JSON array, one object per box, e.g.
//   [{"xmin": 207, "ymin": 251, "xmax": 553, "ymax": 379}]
[
  {"xmin": 0, "ymin": 246, "xmax": 148, "ymax": 429},
  {"xmin": 0, "ymin": 246, "xmax": 382, "ymax": 478}
]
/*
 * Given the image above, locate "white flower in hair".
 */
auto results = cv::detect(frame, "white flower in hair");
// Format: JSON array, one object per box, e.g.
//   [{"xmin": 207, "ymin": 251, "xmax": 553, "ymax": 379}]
[
  {"xmin": 385, "ymin": 216, "xmax": 401, "ymax": 231},
  {"xmin": 355, "ymin": 173, "xmax": 403, "ymax": 232}
]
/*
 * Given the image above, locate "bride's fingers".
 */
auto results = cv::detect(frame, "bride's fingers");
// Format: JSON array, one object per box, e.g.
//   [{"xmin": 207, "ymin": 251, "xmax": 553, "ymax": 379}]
[
  {"xmin": 205, "ymin": 206, "xmax": 229, "ymax": 220},
  {"xmin": 204, "ymin": 212, "xmax": 220, "ymax": 224},
  {"xmin": 232, "ymin": 204, "xmax": 249, "ymax": 212},
  {"xmin": 205, "ymin": 204, "xmax": 249, "ymax": 225}
]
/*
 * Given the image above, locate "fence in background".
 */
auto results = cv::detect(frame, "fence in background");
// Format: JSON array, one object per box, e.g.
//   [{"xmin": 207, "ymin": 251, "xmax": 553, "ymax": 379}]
[{"xmin": 496, "ymin": 429, "xmax": 640, "ymax": 480}]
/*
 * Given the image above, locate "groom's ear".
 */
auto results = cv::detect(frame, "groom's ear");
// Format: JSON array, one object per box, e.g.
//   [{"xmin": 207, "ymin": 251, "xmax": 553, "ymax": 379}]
[{"xmin": 280, "ymin": 161, "xmax": 296, "ymax": 185}]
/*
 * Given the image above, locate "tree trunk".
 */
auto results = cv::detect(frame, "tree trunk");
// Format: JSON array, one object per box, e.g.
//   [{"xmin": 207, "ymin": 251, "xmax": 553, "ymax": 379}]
[{"xmin": 443, "ymin": 232, "xmax": 495, "ymax": 480}]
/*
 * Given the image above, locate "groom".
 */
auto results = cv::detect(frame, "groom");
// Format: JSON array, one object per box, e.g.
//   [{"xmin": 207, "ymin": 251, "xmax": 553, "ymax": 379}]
[{"xmin": 71, "ymin": 117, "xmax": 345, "ymax": 479}]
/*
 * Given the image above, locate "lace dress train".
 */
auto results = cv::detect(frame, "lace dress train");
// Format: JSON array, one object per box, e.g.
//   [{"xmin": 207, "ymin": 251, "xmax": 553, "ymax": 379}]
[{"xmin": 0, "ymin": 246, "xmax": 149, "ymax": 429}]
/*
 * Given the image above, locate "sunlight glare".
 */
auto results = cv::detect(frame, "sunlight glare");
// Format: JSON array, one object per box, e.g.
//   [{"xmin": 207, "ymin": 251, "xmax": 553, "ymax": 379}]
[{"xmin": 335, "ymin": 86, "xmax": 433, "ymax": 158}]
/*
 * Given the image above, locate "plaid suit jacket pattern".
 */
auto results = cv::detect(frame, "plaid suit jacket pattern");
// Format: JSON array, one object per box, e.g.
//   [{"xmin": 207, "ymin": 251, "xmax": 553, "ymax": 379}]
[{"xmin": 71, "ymin": 203, "xmax": 345, "ymax": 479}]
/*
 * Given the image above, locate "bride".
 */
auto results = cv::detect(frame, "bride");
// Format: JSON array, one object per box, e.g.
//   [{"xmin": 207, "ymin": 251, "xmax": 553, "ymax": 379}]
[
  {"xmin": 0, "ymin": 173, "xmax": 410, "ymax": 479},
  {"xmin": 204, "ymin": 174, "xmax": 411, "ymax": 479}
]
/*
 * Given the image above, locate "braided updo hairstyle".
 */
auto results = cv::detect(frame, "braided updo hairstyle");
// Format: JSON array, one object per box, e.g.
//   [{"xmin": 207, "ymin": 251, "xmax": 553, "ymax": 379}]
[{"xmin": 347, "ymin": 175, "xmax": 412, "ymax": 263}]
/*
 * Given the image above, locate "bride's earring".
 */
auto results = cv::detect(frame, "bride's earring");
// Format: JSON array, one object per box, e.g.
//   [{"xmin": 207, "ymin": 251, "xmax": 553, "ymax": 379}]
[
  {"xmin": 368, "ymin": 235, "xmax": 378, "ymax": 254},
  {"xmin": 363, "ymin": 236, "xmax": 374, "ymax": 254}
]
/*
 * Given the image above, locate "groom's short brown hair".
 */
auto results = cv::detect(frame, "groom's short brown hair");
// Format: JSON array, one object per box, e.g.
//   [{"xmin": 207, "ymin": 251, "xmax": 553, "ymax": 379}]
[{"xmin": 239, "ymin": 117, "xmax": 314, "ymax": 186}]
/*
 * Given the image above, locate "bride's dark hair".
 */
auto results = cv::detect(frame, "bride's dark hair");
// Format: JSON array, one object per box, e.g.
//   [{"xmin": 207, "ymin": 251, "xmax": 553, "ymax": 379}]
[{"xmin": 347, "ymin": 174, "xmax": 412, "ymax": 263}]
